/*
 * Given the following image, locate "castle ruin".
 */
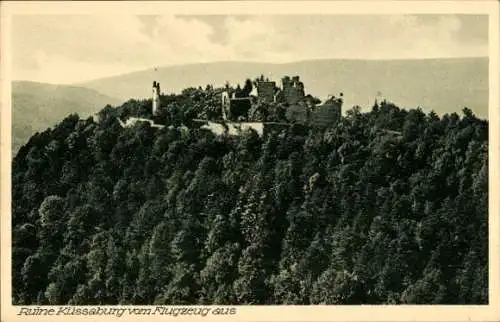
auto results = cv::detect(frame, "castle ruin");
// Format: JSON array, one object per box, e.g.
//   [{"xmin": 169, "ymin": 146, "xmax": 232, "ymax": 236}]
[
  {"xmin": 217, "ymin": 75, "xmax": 342, "ymax": 131},
  {"xmin": 121, "ymin": 75, "xmax": 344, "ymax": 137}
]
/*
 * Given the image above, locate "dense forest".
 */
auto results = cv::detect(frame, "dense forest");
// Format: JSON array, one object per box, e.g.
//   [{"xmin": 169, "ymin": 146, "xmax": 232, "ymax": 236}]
[{"xmin": 12, "ymin": 85, "xmax": 488, "ymax": 305}]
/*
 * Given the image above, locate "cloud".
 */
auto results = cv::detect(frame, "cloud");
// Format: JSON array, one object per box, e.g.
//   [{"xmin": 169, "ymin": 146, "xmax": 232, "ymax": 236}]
[
  {"xmin": 17, "ymin": 50, "xmax": 141, "ymax": 84},
  {"xmin": 13, "ymin": 15, "xmax": 153, "ymax": 83},
  {"xmin": 11, "ymin": 14, "xmax": 488, "ymax": 84},
  {"xmin": 221, "ymin": 15, "xmax": 487, "ymax": 61},
  {"xmin": 149, "ymin": 16, "xmax": 231, "ymax": 63}
]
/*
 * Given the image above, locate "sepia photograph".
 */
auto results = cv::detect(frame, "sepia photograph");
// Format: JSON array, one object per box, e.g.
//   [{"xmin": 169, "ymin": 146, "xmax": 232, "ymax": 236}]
[{"xmin": 1, "ymin": 1, "xmax": 499, "ymax": 321}]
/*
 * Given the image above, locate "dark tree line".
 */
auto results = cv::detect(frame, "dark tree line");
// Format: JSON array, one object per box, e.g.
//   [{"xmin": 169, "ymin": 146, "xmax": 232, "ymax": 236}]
[{"xmin": 12, "ymin": 89, "xmax": 488, "ymax": 305}]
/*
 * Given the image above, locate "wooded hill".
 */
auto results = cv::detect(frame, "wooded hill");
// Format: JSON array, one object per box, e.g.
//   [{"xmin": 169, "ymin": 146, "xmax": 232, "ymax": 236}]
[
  {"xmin": 12, "ymin": 86, "xmax": 488, "ymax": 305},
  {"xmin": 12, "ymin": 81, "xmax": 122, "ymax": 154}
]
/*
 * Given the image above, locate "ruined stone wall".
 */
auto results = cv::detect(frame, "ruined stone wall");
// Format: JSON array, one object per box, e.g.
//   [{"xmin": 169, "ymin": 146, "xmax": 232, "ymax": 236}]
[
  {"xmin": 256, "ymin": 81, "xmax": 276, "ymax": 103},
  {"xmin": 281, "ymin": 76, "xmax": 305, "ymax": 105},
  {"xmin": 285, "ymin": 87, "xmax": 305, "ymax": 105},
  {"xmin": 310, "ymin": 102, "xmax": 342, "ymax": 127}
]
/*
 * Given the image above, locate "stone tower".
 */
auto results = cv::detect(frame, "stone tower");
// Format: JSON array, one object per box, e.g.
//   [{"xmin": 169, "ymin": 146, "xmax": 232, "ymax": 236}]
[
  {"xmin": 221, "ymin": 91, "xmax": 230, "ymax": 120},
  {"xmin": 152, "ymin": 81, "xmax": 161, "ymax": 116}
]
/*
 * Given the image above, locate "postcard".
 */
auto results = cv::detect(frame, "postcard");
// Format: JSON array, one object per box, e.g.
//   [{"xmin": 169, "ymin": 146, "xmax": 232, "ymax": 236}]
[{"xmin": 1, "ymin": 1, "xmax": 499, "ymax": 321}]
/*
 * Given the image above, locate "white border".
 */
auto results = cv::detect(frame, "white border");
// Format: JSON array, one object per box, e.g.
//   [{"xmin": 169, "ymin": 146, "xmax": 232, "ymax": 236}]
[{"xmin": 1, "ymin": 1, "xmax": 498, "ymax": 322}]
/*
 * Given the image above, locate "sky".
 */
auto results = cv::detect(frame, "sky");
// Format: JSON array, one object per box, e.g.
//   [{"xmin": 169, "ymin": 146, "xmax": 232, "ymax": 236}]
[{"xmin": 11, "ymin": 14, "xmax": 488, "ymax": 84}]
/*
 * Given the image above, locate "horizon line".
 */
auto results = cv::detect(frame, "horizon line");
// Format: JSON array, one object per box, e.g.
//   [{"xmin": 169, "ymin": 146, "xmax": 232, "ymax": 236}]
[{"xmin": 12, "ymin": 55, "xmax": 488, "ymax": 86}]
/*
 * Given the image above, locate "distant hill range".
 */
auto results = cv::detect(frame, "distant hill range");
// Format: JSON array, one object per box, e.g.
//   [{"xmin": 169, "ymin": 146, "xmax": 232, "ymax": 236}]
[
  {"xmin": 12, "ymin": 81, "xmax": 122, "ymax": 153},
  {"xmin": 13, "ymin": 57, "xmax": 488, "ymax": 154},
  {"xmin": 79, "ymin": 57, "xmax": 488, "ymax": 119}
]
